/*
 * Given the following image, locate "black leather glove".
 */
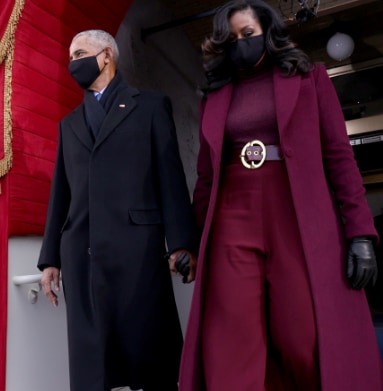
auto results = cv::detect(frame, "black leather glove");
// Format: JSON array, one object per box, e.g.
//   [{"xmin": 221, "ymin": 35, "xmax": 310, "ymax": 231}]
[
  {"xmin": 175, "ymin": 252, "xmax": 190, "ymax": 284},
  {"xmin": 347, "ymin": 236, "xmax": 378, "ymax": 289}
]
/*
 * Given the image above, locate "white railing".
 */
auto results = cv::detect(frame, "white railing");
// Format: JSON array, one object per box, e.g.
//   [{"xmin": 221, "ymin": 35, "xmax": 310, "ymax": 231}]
[
  {"xmin": 12, "ymin": 273, "xmax": 63, "ymax": 304},
  {"xmin": 12, "ymin": 274, "xmax": 44, "ymax": 304},
  {"xmin": 12, "ymin": 273, "xmax": 42, "ymax": 286}
]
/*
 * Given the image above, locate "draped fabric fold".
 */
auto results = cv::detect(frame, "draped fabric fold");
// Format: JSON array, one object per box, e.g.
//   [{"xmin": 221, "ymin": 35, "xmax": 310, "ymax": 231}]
[{"xmin": 0, "ymin": 1, "xmax": 134, "ymax": 390}]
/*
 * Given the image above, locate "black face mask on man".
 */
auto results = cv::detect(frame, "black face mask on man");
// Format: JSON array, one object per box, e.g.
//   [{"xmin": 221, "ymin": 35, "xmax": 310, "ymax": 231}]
[
  {"xmin": 229, "ymin": 35, "xmax": 265, "ymax": 69},
  {"xmin": 68, "ymin": 49, "xmax": 104, "ymax": 89}
]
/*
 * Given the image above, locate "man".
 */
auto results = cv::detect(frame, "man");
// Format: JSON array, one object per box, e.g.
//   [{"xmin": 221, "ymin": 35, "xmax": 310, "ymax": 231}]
[{"xmin": 38, "ymin": 29, "xmax": 196, "ymax": 391}]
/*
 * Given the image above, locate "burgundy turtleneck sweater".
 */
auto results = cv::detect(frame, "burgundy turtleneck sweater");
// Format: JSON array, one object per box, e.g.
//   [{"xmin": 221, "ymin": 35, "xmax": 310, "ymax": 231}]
[{"xmin": 224, "ymin": 67, "xmax": 280, "ymax": 150}]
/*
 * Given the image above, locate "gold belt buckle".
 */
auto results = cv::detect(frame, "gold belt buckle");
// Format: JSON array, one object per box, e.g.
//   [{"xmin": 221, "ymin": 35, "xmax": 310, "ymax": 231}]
[{"xmin": 240, "ymin": 140, "xmax": 266, "ymax": 169}]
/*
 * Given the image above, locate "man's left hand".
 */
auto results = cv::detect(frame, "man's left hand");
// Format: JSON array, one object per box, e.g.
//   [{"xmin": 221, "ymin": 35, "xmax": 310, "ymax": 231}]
[{"xmin": 168, "ymin": 249, "xmax": 197, "ymax": 283}]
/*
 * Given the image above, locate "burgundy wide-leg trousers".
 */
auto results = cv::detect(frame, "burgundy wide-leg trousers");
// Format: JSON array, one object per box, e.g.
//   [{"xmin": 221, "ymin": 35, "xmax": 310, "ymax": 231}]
[{"xmin": 202, "ymin": 161, "xmax": 320, "ymax": 391}]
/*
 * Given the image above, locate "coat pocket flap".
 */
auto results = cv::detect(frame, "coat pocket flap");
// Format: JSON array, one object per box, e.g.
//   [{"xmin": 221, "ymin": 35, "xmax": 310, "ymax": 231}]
[{"xmin": 128, "ymin": 209, "xmax": 162, "ymax": 225}]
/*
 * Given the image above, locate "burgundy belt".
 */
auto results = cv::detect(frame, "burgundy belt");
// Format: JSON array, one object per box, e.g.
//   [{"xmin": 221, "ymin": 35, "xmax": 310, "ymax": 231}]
[{"xmin": 229, "ymin": 140, "xmax": 284, "ymax": 169}]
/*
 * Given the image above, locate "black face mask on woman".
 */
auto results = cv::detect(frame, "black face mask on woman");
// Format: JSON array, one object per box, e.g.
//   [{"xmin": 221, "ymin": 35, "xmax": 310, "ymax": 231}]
[
  {"xmin": 68, "ymin": 49, "xmax": 104, "ymax": 89},
  {"xmin": 229, "ymin": 35, "xmax": 265, "ymax": 69}
]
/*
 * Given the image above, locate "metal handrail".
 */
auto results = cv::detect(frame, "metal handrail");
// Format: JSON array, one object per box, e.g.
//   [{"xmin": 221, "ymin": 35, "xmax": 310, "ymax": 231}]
[
  {"xmin": 12, "ymin": 274, "xmax": 42, "ymax": 286},
  {"xmin": 12, "ymin": 274, "xmax": 45, "ymax": 304}
]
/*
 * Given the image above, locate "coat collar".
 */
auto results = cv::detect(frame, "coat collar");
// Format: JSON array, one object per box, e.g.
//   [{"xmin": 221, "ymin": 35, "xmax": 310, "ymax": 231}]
[
  {"xmin": 68, "ymin": 85, "xmax": 139, "ymax": 151},
  {"xmin": 272, "ymin": 67, "xmax": 301, "ymax": 137},
  {"xmin": 201, "ymin": 83, "xmax": 233, "ymax": 162},
  {"xmin": 201, "ymin": 67, "xmax": 302, "ymax": 157}
]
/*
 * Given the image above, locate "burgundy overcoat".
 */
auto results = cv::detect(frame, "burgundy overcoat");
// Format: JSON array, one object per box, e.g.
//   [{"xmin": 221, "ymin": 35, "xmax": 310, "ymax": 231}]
[{"xmin": 179, "ymin": 64, "xmax": 383, "ymax": 391}]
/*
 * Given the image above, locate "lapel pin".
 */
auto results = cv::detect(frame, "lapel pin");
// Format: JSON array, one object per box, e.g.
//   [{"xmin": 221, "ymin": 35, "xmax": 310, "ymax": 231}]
[{"xmin": 119, "ymin": 104, "xmax": 126, "ymax": 108}]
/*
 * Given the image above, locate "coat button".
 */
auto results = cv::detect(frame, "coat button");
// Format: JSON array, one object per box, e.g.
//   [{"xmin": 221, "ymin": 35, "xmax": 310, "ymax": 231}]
[{"xmin": 88, "ymin": 248, "xmax": 91, "ymax": 255}]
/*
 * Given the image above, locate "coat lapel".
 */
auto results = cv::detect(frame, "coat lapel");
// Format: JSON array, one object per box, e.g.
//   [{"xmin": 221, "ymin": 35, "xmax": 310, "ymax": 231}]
[
  {"xmin": 273, "ymin": 67, "xmax": 301, "ymax": 138},
  {"xmin": 95, "ymin": 86, "xmax": 139, "ymax": 148},
  {"xmin": 202, "ymin": 83, "xmax": 233, "ymax": 163},
  {"xmin": 68, "ymin": 106, "xmax": 94, "ymax": 151}
]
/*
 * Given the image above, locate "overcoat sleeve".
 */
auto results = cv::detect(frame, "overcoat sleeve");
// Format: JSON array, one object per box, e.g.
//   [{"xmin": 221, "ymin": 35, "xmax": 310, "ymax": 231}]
[
  {"xmin": 314, "ymin": 64, "xmax": 378, "ymax": 241},
  {"xmin": 37, "ymin": 124, "xmax": 71, "ymax": 270},
  {"xmin": 151, "ymin": 96, "xmax": 196, "ymax": 253}
]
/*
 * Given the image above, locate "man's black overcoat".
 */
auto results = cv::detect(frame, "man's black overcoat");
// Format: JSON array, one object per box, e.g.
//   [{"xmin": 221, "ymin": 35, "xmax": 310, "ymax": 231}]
[{"xmin": 38, "ymin": 77, "xmax": 195, "ymax": 391}]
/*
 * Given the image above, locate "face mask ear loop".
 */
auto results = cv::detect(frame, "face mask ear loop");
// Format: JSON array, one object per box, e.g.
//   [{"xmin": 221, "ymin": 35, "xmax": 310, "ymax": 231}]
[
  {"xmin": 96, "ymin": 48, "xmax": 108, "ymax": 74},
  {"xmin": 95, "ymin": 48, "xmax": 105, "ymax": 57}
]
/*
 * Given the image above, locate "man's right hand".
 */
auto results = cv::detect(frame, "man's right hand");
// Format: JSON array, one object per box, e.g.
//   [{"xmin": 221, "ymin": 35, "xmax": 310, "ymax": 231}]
[{"xmin": 41, "ymin": 267, "xmax": 60, "ymax": 307}]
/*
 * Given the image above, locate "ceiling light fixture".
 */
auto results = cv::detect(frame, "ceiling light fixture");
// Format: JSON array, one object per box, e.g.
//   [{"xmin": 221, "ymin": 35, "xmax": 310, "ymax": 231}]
[{"xmin": 326, "ymin": 32, "xmax": 355, "ymax": 61}]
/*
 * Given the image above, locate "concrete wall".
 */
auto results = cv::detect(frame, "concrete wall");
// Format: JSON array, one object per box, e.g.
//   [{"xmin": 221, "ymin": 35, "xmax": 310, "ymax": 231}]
[{"xmin": 116, "ymin": 0, "xmax": 204, "ymax": 193}]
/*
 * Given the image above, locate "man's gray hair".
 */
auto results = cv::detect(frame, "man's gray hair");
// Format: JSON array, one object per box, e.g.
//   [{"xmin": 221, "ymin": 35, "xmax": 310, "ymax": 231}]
[{"xmin": 72, "ymin": 30, "xmax": 120, "ymax": 63}]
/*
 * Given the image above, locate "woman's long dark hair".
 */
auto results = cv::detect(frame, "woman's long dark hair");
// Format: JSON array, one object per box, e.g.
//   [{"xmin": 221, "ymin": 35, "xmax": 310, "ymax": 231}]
[{"xmin": 203, "ymin": 0, "xmax": 312, "ymax": 90}]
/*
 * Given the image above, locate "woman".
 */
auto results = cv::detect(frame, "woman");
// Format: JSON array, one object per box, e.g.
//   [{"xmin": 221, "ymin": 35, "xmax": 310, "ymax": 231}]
[{"xmin": 179, "ymin": 1, "xmax": 382, "ymax": 390}]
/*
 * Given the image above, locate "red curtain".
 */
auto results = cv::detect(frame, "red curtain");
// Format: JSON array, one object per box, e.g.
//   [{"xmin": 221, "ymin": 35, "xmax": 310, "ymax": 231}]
[{"xmin": 0, "ymin": 0, "xmax": 134, "ymax": 389}]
